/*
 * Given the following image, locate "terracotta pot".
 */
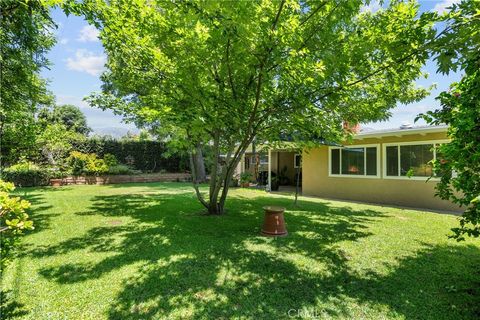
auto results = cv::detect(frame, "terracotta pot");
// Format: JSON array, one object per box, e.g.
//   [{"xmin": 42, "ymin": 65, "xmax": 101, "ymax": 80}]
[
  {"xmin": 50, "ymin": 178, "xmax": 63, "ymax": 187},
  {"xmin": 261, "ymin": 206, "xmax": 287, "ymax": 237}
]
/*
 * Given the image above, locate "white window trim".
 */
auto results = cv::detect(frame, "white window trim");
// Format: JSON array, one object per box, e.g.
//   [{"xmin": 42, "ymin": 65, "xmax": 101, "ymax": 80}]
[
  {"xmin": 328, "ymin": 144, "xmax": 381, "ymax": 179},
  {"xmin": 258, "ymin": 153, "xmax": 269, "ymax": 165},
  {"xmin": 294, "ymin": 153, "xmax": 302, "ymax": 168},
  {"xmin": 382, "ymin": 140, "xmax": 449, "ymax": 181}
]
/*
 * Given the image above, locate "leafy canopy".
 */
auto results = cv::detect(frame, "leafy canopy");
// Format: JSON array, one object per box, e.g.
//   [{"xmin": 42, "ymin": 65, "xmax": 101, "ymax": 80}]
[
  {"xmin": 36, "ymin": 123, "xmax": 84, "ymax": 169},
  {"xmin": 0, "ymin": 0, "xmax": 56, "ymax": 166},
  {"xmin": 67, "ymin": 0, "xmax": 437, "ymax": 214},
  {"xmin": 418, "ymin": 0, "xmax": 480, "ymax": 240},
  {"xmin": 38, "ymin": 104, "xmax": 92, "ymax": 135}
]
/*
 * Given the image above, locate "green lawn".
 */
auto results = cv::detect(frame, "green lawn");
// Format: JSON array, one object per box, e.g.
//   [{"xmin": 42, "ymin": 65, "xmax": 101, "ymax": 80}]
[{"xmin": 2, "ymin": 183, "xmax": 480, "ymax": 319}]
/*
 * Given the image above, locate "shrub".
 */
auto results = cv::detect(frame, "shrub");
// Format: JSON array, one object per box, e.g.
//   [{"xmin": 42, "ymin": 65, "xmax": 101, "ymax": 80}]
[
  {"xmin": 0, "ymin": 179, "xmax": 34, "ymax": 269},
  {"xmin": 67, "ymin": 151, "xmax": 108, "ymax": 176},
  {"xmin": 1, "ymin": 162, "xmax": 50, "ymax": 187},
  {"xmin": 107, "ymin": 164, "xmax": 133, "ymax": 175},
  {"xmin": 240, "ymin": 172, "xmax": 253, "ymax": 184},
  {"xmin": 103, "ymin": 153, "xmax": 118, "ymax": 167},
  {"xmin": 85, "ymin": 157, "xmax": 109, "ymax": 176},
  {"xmin": 67, "ymin": 151, "xmax": 89, "ymax": 175}
]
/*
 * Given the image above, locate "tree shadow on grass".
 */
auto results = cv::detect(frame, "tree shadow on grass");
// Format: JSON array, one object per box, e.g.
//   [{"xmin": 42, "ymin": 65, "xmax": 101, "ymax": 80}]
[
  {"xmin": 15, "ymin": 191, "xmax": 55, "ymax": 232},
  {"xmin": 347, "ymin": 243, "xmax": 480, "ymax": 319},
  {"xmin": 33, "ymin": 191, "xmax": 480, "ymax": 319},
  {"xmin": 0, "ymin": 290, "xmax": 28, "ymax": 319}
]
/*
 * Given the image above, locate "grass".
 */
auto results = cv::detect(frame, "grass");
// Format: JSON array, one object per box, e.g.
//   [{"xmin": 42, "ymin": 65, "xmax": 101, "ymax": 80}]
[{"xmin": 2, "ymin": 182, "xmax": 480, "ymax": 319}]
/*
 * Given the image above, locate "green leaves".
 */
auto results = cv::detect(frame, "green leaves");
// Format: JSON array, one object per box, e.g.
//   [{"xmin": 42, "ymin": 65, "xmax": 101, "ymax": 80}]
[
  {"xmin": 36, "ymin": 123, "xmax": 84, "ymax": 169},
  {"xmin": 420, "ymin": 15, "xmax": 480, "ymax": 240},
  {"xmin": 68, "ymin": 0, "xmax": 442, "ymax": 212},
  {"xmin": 38, "ymin": 104, "xmax": 92, "ymax": 135},
  {"xmin": 73, "ymin": 0, "xmax": 436, "ymax": 145},
  {"xmin": 0, "ymin": 0, "xmax": 56, "ymax": 165},
  {"xmin": 0, "ymin": 179, "xmax": 34, "ymax": 269},
  {"xmin": 430, "ymin": 0, "xmax": 480, "ymax": 75}
]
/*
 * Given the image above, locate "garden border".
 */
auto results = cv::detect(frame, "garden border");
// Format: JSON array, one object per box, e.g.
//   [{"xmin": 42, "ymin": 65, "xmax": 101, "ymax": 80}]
[{"xmin": 61, "ymin": 173, "xmax": 191, "ymax": 185}]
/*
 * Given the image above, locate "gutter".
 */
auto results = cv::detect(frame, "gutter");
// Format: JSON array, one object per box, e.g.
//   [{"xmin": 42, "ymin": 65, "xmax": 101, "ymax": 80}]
[{"xmin": 355, "ymin": 125, "xmax": 448, "ymax": 139}]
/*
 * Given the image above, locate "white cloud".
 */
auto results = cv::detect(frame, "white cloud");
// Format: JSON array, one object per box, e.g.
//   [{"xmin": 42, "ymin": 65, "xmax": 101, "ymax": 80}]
[
  {"xmin": 360, "ymin": 1, "xmax": 381, "ymax": 13},
  {"xmin": 77, "ymin": 25, "xmax": 100, "ymax": 42},
  {"xmin": 433, "ymin": 0, "xmax": 460, "ymax": 14},
  {"xmin": 59, "ymin": 38, "xmax": 69, "ymax": 45},
  {"xmin": 66, "ymin": 49, "xmax": 106, "ymax": 76}
]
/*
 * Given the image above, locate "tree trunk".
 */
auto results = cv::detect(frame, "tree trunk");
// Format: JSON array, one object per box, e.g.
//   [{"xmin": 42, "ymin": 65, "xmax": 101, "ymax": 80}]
[
  {"xmin": 189, "ymin": 151, "xmax": 209, "ymax": 210},
  {"xmin": 194, "ymin": 144, "xmax": 206, "ymax": 183},
  {"xmin": 206, "ymin": 143, "xmax": 247, "ymax": 215},
  {"xmin": 193, "ymin": 132, "xmax": 255, "ymax": 216}
]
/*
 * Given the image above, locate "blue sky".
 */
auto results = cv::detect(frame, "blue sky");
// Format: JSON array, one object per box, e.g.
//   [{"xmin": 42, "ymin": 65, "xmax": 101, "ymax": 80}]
[{"xmin": 42, "ymin": 0, "xmax": 461, "ymax": 135}]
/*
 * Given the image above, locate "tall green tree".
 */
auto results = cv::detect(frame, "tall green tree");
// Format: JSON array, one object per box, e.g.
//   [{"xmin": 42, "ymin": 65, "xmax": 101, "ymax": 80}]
[
  {"xmin": 69, "ymin": 0, "xmax": 437, "ymax": 215},
  {"xmin": 418, "ymin": 0, "xmax": 480, "ymax": 240},
  {"xmin": 0, "ymin": 0, "xmax": 55, "ymax": 167},
  {"xmin": 38, "ymin": 104, "xmax": 92, "ymax": 135},
  {"xmin": 37, "ymin": 123, "xmax": 83, "ymax": 169}
]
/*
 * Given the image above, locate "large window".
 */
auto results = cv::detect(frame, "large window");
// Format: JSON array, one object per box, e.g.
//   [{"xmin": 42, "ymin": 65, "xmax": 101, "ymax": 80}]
[
  {"xmin": 384, "ymin": 142, "xmax": 444, "ymax": 178},
  {"xmin": 329, "ymin": 145, "xmax": 379, "ymax": 177}
]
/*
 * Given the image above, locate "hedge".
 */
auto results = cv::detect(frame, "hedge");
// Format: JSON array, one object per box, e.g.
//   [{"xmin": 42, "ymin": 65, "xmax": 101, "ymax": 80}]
[
  {"xmin": 74, "ymin": 139, "xmax": 190, "ymax": 173},
  {"xmin": 1, "ymin": 162, "xmax": 50, "ymax": 187}
]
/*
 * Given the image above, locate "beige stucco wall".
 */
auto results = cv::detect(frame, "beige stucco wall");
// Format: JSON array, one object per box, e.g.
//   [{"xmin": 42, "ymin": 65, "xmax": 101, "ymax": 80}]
[
  {"xmin": 302, "ymin": 131, "xmax": 462, "ymax": 212},
  {"xmin": 270, "ymin": 152, "xmax": 278, "ymax": 173}
]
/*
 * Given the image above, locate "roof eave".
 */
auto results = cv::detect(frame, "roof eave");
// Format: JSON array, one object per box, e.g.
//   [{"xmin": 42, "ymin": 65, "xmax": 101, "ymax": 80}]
[{"xmin": 354, "ymin": 126, "xmax": 448, "ymax": 140}]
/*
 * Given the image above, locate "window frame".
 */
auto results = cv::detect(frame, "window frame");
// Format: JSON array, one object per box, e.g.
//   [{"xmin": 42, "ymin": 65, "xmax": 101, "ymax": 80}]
[
  {"xmin": 382, "ymin": 140, "xmax": 448, "ymax": 180},
  {"xmin": 294, "ymin": 153, "xmax": 302, "ymax": 168},
  {"xmin": 328, "ymin": 144, "xmax": 381, "ymax": 179},
  {"xmin": 259, "ymin": 154, "xmax": 269, "ymax": 165},
  {"xmin": 244, "ymin": 155, "xmax": 251, "ymax": 170}
]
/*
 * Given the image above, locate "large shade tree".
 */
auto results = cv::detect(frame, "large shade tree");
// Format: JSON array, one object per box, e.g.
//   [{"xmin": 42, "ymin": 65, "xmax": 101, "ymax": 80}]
[
  {"xmin": 67, "ymin": 0, "xmax": 437, "ymax": 215},
  {"xmin": 0, "ymin": 0, "xmax": 55, "ymax": 167},
  {"xmin": 418, "ymin": 0, "xmax": 480, "ymax": 240}
]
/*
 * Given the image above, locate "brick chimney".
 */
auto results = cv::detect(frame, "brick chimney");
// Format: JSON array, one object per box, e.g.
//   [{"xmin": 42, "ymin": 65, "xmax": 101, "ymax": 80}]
[{"xmin": 343, "ymin": 121, "xmax": 360, "ymax": 134}]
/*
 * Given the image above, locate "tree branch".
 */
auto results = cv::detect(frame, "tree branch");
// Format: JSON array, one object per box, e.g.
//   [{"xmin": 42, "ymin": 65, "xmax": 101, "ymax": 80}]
[
  {"xmin": 312, "ymin": 21, "xmax": 462, "ymax": 104},
  {"xmin": 299, "ymin": 1, "xmax": 327, "ymax": 27},
  {"xmin": 246, "ymin": 0, "xmax": 286, "ymax": 136},
  {"xmin": 226, "ymin": 38, "xmax": 237, "ymax": 100},
  {"xmin": 189, "ymin": 151, "xmax": 209, "ymax": 209}
]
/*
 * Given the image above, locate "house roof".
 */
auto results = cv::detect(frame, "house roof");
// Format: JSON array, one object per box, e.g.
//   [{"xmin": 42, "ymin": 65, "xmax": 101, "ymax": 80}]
[
  {"xmin": 355, "ymin": 124, "xmax": 448, "ymax": 139},
  {"xmin": 241, "ymin": 124, "xmax": 448, "ymax": 153}
]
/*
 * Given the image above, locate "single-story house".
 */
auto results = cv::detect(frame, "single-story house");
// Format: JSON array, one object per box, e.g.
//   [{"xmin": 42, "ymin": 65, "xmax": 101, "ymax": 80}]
[{"xmin": 237, "ymin": 124, "xmax": 461, "ymax": 213}]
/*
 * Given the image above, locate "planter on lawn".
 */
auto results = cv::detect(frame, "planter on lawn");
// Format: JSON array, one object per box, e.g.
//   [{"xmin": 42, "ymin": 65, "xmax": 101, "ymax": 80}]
[{"xmin": 261, "ymin": 206, "xmax": 287, "ymax": 237}]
